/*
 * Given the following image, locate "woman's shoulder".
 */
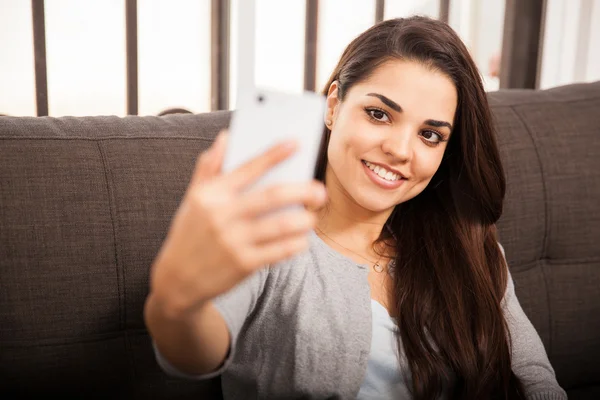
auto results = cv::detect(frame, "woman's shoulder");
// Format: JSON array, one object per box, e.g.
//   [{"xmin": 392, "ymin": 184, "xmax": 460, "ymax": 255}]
[
  {"xmin": 269, "ymin": 230, "xmax": 364, "ymax": 280},
  {"xmin": 267, "ymin": 232, "xmax": 330, "ymax": 278}
]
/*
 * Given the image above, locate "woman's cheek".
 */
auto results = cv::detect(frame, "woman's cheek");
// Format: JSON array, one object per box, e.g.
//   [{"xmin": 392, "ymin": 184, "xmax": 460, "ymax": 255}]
[{"xmin": 414, "ymin": 149, "xmax": 444, "ymax": 181}]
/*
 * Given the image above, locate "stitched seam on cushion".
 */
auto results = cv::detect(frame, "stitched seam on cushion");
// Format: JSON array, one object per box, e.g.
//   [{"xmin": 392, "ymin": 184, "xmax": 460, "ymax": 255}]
[
  {"xmin": 97, "ymin": 141, "xmax": 136, "ymax": 381},
  {"xmin": 509, "ymin": 106, "xmax": 553, "ymax": 355},
  {"xmin": 97, "ymin": 141, "xmax": 123, "ymax": 328},
  {"xmin": 509, "ymin": 106, "xmax": 550, "ymax": 258}
]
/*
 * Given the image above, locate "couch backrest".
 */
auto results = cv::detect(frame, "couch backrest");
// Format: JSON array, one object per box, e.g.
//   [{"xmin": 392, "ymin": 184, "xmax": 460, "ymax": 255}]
[
  {"xmin": 1, "ymin": 82, "xmax": 599, "ymax": 398},
  {"xmin": 490, "ymin": 82, "xmax": 600, "ymax": 393},
  {"xmin": 0, "ymin": 112, "xmax": 229, "ymax": 398}
]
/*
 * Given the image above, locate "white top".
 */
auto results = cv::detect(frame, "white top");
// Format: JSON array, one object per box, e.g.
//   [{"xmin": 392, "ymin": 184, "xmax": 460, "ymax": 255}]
[{"xmin": 357, "ymin": 299, "xmax": 408, "ymax": 399}]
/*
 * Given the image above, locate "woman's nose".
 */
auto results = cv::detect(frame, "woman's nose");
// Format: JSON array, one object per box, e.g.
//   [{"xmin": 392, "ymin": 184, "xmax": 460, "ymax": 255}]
[{"xmin": 381, "ymin": 129, "xmax": 413, "ymax": 163}]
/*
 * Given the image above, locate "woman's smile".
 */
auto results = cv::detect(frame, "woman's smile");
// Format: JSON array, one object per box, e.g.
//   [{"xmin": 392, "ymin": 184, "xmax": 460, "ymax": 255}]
[{"xmin": 361, "ymin": 159, "xmax": 407, "ymax": 190}]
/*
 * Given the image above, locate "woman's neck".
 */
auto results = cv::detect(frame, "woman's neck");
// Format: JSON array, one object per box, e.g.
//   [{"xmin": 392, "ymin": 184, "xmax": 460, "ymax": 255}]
[
  {"xmin": 315, "ymin": 169, "xmax": 394, "ymax": 259},
  {"xmin": 316, "ymin": 207, "xmax": 383, "ymax": 249}
]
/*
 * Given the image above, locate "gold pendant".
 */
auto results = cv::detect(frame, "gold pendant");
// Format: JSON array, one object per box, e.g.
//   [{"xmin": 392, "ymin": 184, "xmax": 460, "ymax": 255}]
[{"xmin": 373, "ymin": 263, "xmax": 384, "ymax": 273}]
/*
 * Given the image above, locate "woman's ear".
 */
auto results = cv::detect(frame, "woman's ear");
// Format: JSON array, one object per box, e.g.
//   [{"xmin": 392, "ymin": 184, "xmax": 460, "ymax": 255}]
[{"xmin": 325, "ymin": 81, "xmax": 340, "ymax": 129}]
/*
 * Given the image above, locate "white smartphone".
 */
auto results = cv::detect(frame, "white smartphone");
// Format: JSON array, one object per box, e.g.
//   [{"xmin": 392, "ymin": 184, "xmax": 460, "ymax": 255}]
[{"xmin": 222, "ymin": 88, "xmax": 326, "ymax": 191}]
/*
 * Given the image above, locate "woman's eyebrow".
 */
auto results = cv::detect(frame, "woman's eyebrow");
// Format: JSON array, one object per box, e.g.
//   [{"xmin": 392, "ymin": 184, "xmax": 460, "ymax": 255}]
[
  {"xmin": 366, "ymin": 92, "xmax": 453, "ymax": 130},
  {"xmin": 366, "ymin": 93, "xmax": 402, "ymax": 112},
  {"xmin": 425, "ymin": 119, "xmax": 453, "ymax": 130}
]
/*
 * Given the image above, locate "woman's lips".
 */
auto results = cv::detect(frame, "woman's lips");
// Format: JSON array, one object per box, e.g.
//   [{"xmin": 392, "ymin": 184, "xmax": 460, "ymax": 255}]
[{"xmin": 361, "ymin": 160, "xmax": 406, "ymax": 189}]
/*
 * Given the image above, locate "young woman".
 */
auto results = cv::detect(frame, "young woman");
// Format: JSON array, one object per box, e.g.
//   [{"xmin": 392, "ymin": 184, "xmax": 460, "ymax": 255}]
[{"xmin": 144, "ymin": 16, "xmax": 566, "ymax": 399}]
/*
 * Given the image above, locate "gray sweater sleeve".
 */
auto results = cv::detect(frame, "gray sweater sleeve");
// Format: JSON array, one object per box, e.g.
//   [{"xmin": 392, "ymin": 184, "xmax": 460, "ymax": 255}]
[
  {"xmin": 499, "ymin": 244, "xmax": 568, "ymax": 400},
  {"xmin": 153, "ymin": 266, "xmax": 269, "ymax": 380}
]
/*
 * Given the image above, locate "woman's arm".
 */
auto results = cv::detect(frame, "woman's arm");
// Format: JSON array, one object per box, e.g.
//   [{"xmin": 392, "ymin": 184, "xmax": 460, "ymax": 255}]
[
  {"xmin": 147, "ymin": 267, "xmax": 269, "ymax": 379},
  {"xmin": 144, "ymin": 131, "xmax": 326, "ymax": 379},
  {"xmin": 145, "ymin": 296, "xmax": 230, "ymax": 377}
]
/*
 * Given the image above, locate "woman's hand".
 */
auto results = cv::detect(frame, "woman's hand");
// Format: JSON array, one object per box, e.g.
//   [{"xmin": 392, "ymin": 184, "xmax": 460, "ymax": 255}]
[{"xmin": 149, "ymin": 130, "xmax": 327, "ymax": 317}]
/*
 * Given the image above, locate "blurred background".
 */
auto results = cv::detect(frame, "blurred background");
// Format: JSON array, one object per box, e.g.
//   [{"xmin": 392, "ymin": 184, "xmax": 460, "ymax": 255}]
[{"xmin": 0, "ymin": 0, "xmax": 598, "ymax": 117}]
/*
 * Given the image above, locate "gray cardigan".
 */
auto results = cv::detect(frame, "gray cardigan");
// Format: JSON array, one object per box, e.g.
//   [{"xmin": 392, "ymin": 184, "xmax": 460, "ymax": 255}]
[{"xmin": 155, "ymin": 231, "xmax": 567, "ymax": 399}]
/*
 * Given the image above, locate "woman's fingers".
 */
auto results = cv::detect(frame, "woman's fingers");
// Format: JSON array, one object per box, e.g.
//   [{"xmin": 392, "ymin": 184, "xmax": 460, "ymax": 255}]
[
  {"xmin": 190, "ymin": 130, "xmax": 228, "ymax": 186},
  {"xmin": 227, "ymin": 140, "xmax": 298, "ymax": 191},
  {"xmin": 244, "ymin": 209, "xmax": 317, "ymax": 245},
  {"xmin": 205, "ymin": 130, "xmax": 228, "ymax": 176},
  {"xmin": 246, "ymin": 233, "xmax": 311, "ymax": 268},
  {"xmin": 236, "ymin": 181, "xmax": 327, "ymax": 218}
]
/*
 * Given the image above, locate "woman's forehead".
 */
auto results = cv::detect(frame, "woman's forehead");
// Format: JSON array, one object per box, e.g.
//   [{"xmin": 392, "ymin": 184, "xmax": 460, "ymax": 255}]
[{"xmin": 347, "ymin": 60, "xmax": 458, "ymax": 123}]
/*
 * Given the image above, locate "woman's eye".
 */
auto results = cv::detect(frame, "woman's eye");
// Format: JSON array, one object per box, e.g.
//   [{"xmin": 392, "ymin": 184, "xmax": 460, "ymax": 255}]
[
  {"xmin": 420, "ymin": 130, "xmax": 442, "ymax": 143},
  {"xmin": 366, "ymin": 108, "xmax": 389, "ymax": 122}
]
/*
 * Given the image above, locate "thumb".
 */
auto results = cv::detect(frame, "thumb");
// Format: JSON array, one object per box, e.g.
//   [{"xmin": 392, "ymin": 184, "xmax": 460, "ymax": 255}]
[{"xmin": 190, "ymin": 130, "xmax": 228, "ymax": 186}]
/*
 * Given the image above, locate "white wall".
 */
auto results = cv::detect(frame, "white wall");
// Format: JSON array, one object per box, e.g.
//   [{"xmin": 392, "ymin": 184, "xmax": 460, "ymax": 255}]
[
  {"xmin": 539, "ymin": 0, "xmax": 600, "ymax": 89},
  {"xmin": 0, "ymin": 0, "xmax": 598, "ymax": 117},
  {"xmin": 315, "ymin": 0, "xmax": 376, "ymax": 92},
  {"xmin": 0, "ymin": 1, "xmax": 36, "ymax": 116},
  {"xmin": 254, "ymin": 0, "xmax": 305, "ymax": 94},
  {"xmin": 447, "ymin": 0, "xmax": 505, "ymax": 91},
  {"xmin": 44, "ymin": 0, "xmax": 126, "ymax": 117},
  {"xmin": 137, "ymin": 0, "xmax": 211, "ymax": 116}
]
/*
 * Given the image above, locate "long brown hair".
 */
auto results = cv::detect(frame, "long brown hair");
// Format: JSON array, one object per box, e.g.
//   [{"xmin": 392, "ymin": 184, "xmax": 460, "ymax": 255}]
[{"xmin": 315, "ymin": 17, "xmax": 525, "ymax": 400}]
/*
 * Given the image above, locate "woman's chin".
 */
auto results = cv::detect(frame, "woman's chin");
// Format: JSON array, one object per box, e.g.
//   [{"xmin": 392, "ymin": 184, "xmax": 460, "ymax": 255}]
[{"xmin": 349, "ymin": 191, "xmax": 399, "ymax": 215}]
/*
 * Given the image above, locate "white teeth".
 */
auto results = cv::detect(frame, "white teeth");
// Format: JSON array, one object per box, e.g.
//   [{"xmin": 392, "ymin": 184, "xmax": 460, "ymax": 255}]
[{"xmin": 364, "ymin": 161, "xmax": 402, "ymax": 182}]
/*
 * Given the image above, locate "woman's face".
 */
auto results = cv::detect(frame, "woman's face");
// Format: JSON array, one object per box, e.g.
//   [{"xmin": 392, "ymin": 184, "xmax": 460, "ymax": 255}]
[{"xmin": 325, "ymin": 59, "xmax": 458, "ymax": 215}]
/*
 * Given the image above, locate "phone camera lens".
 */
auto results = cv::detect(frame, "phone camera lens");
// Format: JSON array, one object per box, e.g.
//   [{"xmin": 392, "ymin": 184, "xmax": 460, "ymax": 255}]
[{"xmin": 257, "ymin": 95, "xmax": 265, "ymax": 103}]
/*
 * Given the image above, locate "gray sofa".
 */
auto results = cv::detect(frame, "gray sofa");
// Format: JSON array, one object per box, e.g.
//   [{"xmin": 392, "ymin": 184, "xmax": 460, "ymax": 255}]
[{"xmin": 1, "ymin": 81, "xmax": 599, "ymax": 399}]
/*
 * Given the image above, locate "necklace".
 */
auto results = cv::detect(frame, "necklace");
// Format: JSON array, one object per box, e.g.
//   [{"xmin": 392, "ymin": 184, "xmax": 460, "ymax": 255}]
[{"xmin": 315, "ymin": 227, "xmax": 391, "ymax": 273}]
